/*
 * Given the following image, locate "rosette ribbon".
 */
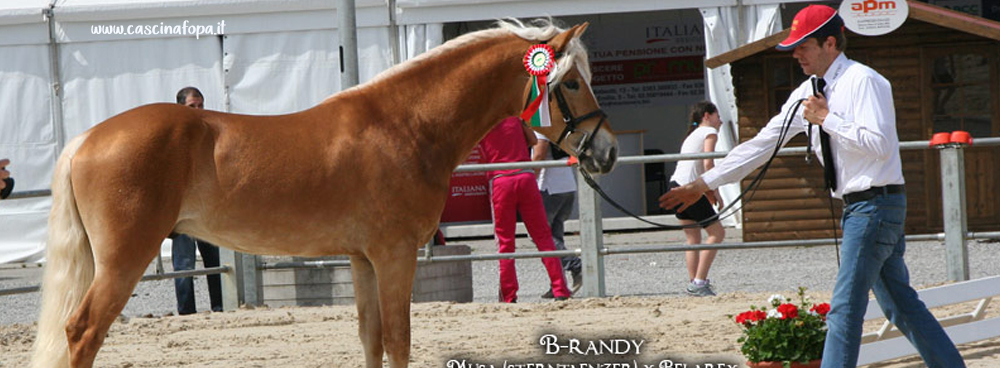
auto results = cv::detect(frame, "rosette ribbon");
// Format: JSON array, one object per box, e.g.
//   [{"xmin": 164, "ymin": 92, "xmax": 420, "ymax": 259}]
[{"xmin": 519, "ymin": 44, "xmax": 556, "ymax": 127}]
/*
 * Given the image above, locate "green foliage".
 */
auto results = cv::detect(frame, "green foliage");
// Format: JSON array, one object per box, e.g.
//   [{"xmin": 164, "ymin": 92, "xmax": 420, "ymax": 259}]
[{"xmin": 734, "ymin": 287, "xmax": 829, "ymax": 365}]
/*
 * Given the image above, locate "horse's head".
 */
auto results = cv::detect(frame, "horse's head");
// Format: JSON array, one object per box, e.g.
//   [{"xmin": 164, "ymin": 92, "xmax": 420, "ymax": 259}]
[{"xmin": 522, "ymin": 23, "xmax": 618, "ymax": 175}]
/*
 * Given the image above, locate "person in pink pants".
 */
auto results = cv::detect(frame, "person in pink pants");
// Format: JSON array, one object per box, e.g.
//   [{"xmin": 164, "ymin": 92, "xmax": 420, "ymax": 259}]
[{"xmin": 480, "ymin": 116, "xmax": 572, "ymax": 303}]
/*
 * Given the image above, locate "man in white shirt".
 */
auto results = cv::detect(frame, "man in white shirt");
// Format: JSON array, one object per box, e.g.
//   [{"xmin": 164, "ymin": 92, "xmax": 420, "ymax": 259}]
[
  {"xmin": 660, "ymin": 5, "xmax": 965, "ymax": 368},
  {"xmin": 532, "ymin": 132, "xmax": 583, "ymax": 297}
]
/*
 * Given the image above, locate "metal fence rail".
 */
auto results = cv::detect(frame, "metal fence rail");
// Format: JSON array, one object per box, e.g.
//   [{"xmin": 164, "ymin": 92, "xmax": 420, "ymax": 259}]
[
  {"xmin": 0, "ymin": 266, "xmax": 230, "ymax": 297},
  {"xmin": 254, "ymin": 231, "xmax": 1000, "ymax": 270},
  {"xmin": 2, "ymin": 138, "xmax": 999, "ymax": 303}
]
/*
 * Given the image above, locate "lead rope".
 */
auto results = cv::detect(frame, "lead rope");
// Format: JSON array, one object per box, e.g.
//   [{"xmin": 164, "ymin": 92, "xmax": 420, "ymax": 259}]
[{"xmin": 575, "ymin": 98, "xmax": 806, "ymax": 230}]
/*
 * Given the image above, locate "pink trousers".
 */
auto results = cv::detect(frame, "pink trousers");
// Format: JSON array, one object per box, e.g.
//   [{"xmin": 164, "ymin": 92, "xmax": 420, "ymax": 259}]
[{"xmin": 490, "ymin": 172, "xmax": 571, "ymax": 302}]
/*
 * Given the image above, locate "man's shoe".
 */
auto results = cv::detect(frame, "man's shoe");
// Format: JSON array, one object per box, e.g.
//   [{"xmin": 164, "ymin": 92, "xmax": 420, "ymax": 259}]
[
  {"xmin": 541, "ymin": 289, "xmax": 554, "ymax": 299},
  {"xmin": 571, "ymin": 270, "xmax": 583, "ymax": 294},
  {"xmin": 685, "ymin": 281, "xmax": 716, "ymax": 297}
]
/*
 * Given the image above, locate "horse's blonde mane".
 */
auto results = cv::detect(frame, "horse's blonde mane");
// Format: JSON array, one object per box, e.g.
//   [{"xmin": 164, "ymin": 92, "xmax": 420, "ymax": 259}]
[
  {"xmin": 362, "ymin": 18, "xmax": 591, "ymax": 88},
  {"xmin": 495, "ymin": 18, "xmax": 591, "ymax": 85}
]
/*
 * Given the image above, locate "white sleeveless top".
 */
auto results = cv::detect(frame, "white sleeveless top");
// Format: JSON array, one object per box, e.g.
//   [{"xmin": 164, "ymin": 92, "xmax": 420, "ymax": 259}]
[{"xmin": 670, "ymin": 125, "xmax": 718, "ymax": 186}]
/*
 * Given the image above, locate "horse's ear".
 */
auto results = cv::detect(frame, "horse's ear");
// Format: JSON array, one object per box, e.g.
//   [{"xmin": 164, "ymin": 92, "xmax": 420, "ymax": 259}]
[{"xmin": 548, "ymin": 22, "xmax": 589, "ymax": 53}]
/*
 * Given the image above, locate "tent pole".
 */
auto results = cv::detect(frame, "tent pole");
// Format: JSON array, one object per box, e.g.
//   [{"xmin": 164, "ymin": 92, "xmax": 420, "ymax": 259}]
[
  {"xmin": 388, "ymin": 0, "xmax": 401, "ymax": 65},
  {"xmin": 44, "ymin": 3, "xmax": 66, "ymax": 153},
  {"xmin": 339, "ymin": 0, "xmax": 360, "ymax": 89}
]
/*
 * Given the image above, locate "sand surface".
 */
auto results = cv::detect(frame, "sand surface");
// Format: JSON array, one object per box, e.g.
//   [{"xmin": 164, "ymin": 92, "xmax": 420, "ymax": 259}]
[{"xmin": 3, "ymin": 291, "xmax": 999, "ymax": 368}]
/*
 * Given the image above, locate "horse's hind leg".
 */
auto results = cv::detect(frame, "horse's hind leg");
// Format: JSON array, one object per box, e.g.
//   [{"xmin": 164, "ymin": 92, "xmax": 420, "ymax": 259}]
[
  {"xmin": 65, "ymin": 238, "xmax": 160, "ymax": 367},
  {"xmin": 372, "ymin": 246, "xmax": 418, "ymax": 368},
  {"xmin": 351, "ymin": 255, "xmax": 385, "ymax": 368}
]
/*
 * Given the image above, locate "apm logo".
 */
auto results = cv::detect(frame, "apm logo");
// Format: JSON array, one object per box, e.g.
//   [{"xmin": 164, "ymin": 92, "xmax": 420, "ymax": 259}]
[{"xmin": 851, "ymin": 0, "xmax": 897, "ymax": 13}]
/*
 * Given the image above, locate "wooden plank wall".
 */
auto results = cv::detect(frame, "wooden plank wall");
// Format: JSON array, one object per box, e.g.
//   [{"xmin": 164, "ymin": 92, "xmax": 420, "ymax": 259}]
[
  {"xmin": 733, "ymin": 57, "xmax": 841, "ymax": 241},
  {"xmin": 732, "ymin": 20, "xmax": 996, "ymax": 241}
]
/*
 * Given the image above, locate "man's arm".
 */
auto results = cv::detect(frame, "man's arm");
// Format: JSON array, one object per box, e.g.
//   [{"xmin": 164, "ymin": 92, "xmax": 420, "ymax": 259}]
[
  {"xmin": 0, "ymin": 159, "xmax": 10, "ymax": 199},
  {"xmin": 531, "ymin": 135, "xmax": 549, "ymax": 176},
  {"xmin": 805, "ymin": 76, "xmax": 896, "ymax": 160},
  {"xmin": 660, "ymin": 86, "xmax": 808, "ymax": 212},
  {"xmin": 522, "ymin": 122, "xmax": 538, "ymax": 147}
]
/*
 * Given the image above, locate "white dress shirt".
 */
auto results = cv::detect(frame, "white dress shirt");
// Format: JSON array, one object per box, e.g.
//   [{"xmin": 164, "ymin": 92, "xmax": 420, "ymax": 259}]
[{"xmin": 701, "ymin": 53, "xmax": 904, "ymax": 199}]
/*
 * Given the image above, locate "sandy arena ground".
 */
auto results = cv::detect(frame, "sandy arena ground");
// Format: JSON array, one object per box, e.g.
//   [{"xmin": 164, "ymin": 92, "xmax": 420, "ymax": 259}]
[
  {"xmin": 3, "ymin": 230, "xmax": 999, "ymax": 367},
  {"xmin": 2, "ymin": 290, "xmax": 999, "ymax": 367}
]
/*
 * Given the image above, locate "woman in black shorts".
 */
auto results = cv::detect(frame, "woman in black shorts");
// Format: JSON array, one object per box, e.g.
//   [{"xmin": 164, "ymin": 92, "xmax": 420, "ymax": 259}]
[{"xmin": 667, "ymin": 101, "xmax": 725, "ymax": 297}]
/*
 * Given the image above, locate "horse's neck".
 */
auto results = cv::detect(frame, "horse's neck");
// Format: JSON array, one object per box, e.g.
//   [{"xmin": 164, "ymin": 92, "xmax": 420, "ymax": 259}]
[{"xmin": 367, "ymin": 36, "xmax": 530, "ymax": 174}]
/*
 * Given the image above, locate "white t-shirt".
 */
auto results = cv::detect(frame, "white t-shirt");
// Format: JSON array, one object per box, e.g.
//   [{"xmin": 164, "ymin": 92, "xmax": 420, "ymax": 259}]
[
  {"xmin": 670, "ymin": 125, "xmax": 718, "ymax": 186},
  {"xmin": 534, "ymin": 132, "xmax": 577, "ymax": 194}
]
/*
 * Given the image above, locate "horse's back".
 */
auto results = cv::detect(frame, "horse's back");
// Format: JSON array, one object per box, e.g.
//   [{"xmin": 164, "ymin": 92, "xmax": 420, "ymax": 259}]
[
  {"xmin": 69, "ymin": 100, "xmax": 443, "ymax": 257},
  {"xmin": 69, "ymin": 104, "xmax": 217, "ymax": 243}
]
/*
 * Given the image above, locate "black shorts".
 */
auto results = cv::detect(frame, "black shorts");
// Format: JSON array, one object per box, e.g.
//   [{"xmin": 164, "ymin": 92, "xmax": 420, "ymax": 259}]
[{"xmin": 667, "ymin": 181, "xmax": 718, "ymax": 228}]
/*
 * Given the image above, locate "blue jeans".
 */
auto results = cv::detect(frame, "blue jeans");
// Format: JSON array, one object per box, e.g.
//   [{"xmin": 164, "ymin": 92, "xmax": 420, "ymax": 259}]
[
  {"xmin": 821, "ymin": 193, "xmax": 965, "ymax": 368},
  {"xmin": 541, "ymin": 190, "xmax": 581, "ymax": 273},
  {"xmin": 171, "ymin": 234, "xmax": 223, "ymax": 315}
]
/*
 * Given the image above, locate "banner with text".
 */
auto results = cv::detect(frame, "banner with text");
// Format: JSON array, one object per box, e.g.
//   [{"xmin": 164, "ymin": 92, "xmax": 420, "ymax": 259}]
[
  {"xmin": 440, "ymin": 144, "xmax": 492, "ymax": 224},
  {"xmin": 587, "ymin": 18, "xmax": 706, "ymax": 107}
]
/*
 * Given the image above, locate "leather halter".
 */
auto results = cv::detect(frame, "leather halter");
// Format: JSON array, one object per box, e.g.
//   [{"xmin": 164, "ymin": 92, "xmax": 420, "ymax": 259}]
[
  {"xmin": 522, "ymin": 48, "xmax": 608, "ymax": 159},
  {"xmin": 550, "ymin": 82, "xmax": 607, "ymax": 158}
]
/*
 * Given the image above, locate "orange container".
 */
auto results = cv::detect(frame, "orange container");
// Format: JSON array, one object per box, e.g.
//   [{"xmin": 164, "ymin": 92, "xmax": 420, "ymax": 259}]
[
  {"xmin": 929, "ymin": 132, "xmax": 952, "ymax": 147},
  {"xmin": 950, "ymin": 130, "xmax": 972, "ymax": 145}
]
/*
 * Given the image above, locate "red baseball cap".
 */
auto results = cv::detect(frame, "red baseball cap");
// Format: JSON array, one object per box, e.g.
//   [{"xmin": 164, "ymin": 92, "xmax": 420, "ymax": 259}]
[{"xmin": 776, "ymin": 5, "xmax": 844, "ymax": 51}]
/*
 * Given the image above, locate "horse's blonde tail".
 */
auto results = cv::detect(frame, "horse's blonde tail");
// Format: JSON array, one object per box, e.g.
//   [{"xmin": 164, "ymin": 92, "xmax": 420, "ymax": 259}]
[{"xmin": 32, "ymin": 135, "xmax": 94, "ymax": 368}]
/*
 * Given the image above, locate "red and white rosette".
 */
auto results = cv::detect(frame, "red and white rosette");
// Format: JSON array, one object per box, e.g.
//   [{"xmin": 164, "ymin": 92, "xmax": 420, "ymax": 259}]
[
  {"xmin": 519, "ymin": 44, "xmax": 556, "ymax": 124},
  {"xmin": 523, "ymin": 44, "xmax": 555, "ymax": 77}
]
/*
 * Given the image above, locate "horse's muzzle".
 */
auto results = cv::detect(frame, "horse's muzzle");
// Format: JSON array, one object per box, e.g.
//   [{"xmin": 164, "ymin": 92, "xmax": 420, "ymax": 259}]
[{"xmin": 580, "ymin": 132, "xmax": 617, "ymax": 175}]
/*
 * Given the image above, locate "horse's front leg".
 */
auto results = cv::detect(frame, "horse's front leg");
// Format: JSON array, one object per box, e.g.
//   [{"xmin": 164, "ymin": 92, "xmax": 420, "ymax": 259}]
[
  {"xmin": 372, "ymin": 245, "xmax": 418, "ymax": 368},
  {"xmin": 351, "ymin": 255, "xmax": 385, "ymax": 368}
]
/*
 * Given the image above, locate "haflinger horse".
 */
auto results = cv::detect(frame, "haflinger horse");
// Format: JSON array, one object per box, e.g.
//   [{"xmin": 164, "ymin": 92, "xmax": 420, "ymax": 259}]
[{"xmin": 32, "ymin": 19, "xmax": 617, "ymax": 368}]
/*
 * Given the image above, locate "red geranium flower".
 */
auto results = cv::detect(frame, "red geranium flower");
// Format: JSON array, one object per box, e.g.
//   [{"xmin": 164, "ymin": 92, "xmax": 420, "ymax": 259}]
[
  {"xmin": 810, "ymin": 303, "xmax": 830, "ymax": 316},
  {"xmin": 735, "ymin": 310, "xmax": 769, "ymax": 325},
  {"xmin": 736, "ymin": 311, "xmax": 751, "ymax": 325},
  {"xmin": 734, "ymin": 288, "xmax": 828, "ymax": 364},
  {"xmin": 777, "ymin": 303, "xmax": 798, "ymax": 320}
]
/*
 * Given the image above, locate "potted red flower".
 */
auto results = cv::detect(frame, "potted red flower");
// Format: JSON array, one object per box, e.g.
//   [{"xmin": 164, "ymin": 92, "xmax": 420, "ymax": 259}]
[{"xmin": 733, "ymin": 287, "xmax": 830, "ymax": 368}]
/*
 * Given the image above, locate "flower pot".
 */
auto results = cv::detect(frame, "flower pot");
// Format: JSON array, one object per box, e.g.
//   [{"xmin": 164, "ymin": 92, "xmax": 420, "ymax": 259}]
[{"xmin": 746, "ymin": 360, "xmax": 821, "ymax": 368}]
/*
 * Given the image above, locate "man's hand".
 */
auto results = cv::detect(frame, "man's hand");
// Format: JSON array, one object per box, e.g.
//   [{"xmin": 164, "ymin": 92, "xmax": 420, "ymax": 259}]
[
  {"xmin": 803, "ymin": 94, "xmax": 829, "ymax": 125},
  {"xmin": 531, "ymin": 138, "xmax": 549, "ymax": 177},
  {"xmin": 0, "ymin": 158, "xmax": 9, "ymax": 197},
  {"xmin": 658, "ymin": 178, "xmax": 710, "ymax": 213}
]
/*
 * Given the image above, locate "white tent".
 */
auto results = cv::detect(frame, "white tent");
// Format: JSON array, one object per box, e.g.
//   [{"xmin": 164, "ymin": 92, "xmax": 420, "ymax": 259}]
[
  {"xmin": 0, "ymin": 0, "xmax": 801, "ymax": 263},
  {"xmin": 0, "ymin": 0, "xmax": 61, "ymax": 264},
  {"xmin": 0, "ymin": 0, "xmax": 394, "ymax": 263}
]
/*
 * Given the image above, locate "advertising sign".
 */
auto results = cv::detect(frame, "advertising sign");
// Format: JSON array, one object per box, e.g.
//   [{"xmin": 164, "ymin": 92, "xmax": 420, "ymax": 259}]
[
  {"xmin": 929, "ymin": 0, "xmax": 984, "ymax": 16},
  {"xmin": 840, "ymin": 0, "xmax": 910, "ymax": 36},
  {"xmin": 586, "ymin": 18, "xmax": 706, "ymax": 107},
  {"xmin": 440, "ymin": 144, "xmax": 492, "ymax": 223}
]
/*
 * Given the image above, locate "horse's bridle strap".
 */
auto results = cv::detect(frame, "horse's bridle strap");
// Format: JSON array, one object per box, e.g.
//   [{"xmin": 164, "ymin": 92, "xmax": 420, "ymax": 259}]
[{"xmin": 551, "ymin": 84, "xmax": 607, "ymax": 156}]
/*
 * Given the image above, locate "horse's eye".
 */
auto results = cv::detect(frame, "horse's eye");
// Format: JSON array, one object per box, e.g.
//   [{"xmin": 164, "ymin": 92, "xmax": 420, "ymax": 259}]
[{"xmin": 563, "ymin": 80, "xmax": 580, "ymax": 90}]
